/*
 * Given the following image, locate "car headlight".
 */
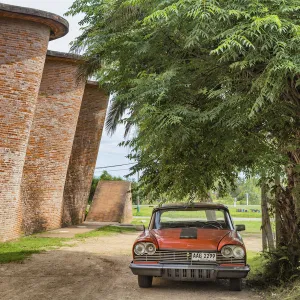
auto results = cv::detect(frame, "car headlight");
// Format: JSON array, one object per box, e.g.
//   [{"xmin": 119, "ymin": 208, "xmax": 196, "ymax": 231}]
[
  {"xmin": 221, "ymin": 246, "xmax": 233, "ymax": 257},
  {"xmin": 221, "ymin": 245, "xmax": 245, "ymax": 258},
  {"xmin": 134, "ymin": 243, "xmax": 146, "ymax": 255},
  {"xmin": 232, "ymin": 246, "xmax": 245, "ymax": 259},
  {"xmin": 145, "ymin": 243, "xmax": 156, "ymax": 255},
  {"xmin": 134, "ymin": 242, "xmax": 156, "ymax": 255}
]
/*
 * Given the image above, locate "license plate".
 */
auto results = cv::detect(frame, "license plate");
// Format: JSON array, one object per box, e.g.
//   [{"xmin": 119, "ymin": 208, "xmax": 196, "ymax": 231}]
[{"xmin": 191, "ymin": 252, "xmax": 216, "ymax": 261}]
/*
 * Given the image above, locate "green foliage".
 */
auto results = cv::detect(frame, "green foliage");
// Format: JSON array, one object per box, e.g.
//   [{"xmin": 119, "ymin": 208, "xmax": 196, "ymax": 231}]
[
  {"xmin": 67, "ymin": 0, "xmax": 299, "ymax": 201},
  {"xmin": 99, "ymin": 170, "xmax": 124, "ymax": 181},
  {"xmin": 247, "ymin": 250, "xmax": 267, "ymax": 281},
  {"xmin": 265, "ymin": 279, "xmax": 300, "ymax": 300},
  {"xmin": 262, "ymin": 247, "xmax": 300, "ymax": 284},
  {"xmin": 247, "ymin": 247, "xmax": 300, "ymax": 293},
  {"xmin": 230, "ymin": 176, "xmax": 261, "ymax": 205},
  {"xmin": 0, "ymin": 237, "xmax": 68, "ymax": 264},
  {"xmin": 68, "ymin": 0, "xmax": 300, "ymax": 281}
]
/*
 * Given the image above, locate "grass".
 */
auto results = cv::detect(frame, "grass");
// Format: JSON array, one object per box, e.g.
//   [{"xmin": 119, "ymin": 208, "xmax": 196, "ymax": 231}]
[
  {"xmin": 0, "ymin": 226, "xmax": 138, "ymax": 264},
  {"xmin": 247, "ymin": 250, "xmax": 265, "ymax": 279},
  {"xmin": 132, "ymin": 217, "xmax": 262, "ymax": 234},
  {"xmin": 133, "ymin": 205, "xmax": 262, "ymax": 219},
  {"xmin": 75, "ymin": 225, "xmax": 138, "ymax": 239},
  {"xmin": 245, "ymin": 251, "xmax": 300, "ymax": 300},
  {"xmin": 267, "ymin": 280, "xmax": 300, "ymax": 300},
  {"xmin": 0, "ymin": 236, "xmax": 68, "ymax": 264},
  {"xmin": 132, "ymin": 208, "xmax": 264, "ymax": 234},
  {"xmin": 235, "ymin": 221, "xmax": 262, "ymax": 234}
]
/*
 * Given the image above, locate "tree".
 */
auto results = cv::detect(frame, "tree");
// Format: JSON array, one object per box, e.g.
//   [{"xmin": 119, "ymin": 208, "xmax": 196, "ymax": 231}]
[
  {"xmin": 68, "ymin": 0, "xmax": 300, "ymax": 280},
  {"xmin": 99, "ymin": 170, "xmax": 123, "ymax": 181},
  {"xmin": 230, "ymin": 176, "xmax": 261, "ymax": 205}
]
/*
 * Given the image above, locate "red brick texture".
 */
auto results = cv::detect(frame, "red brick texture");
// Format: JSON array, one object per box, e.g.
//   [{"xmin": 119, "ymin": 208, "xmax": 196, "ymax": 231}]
[
  {"xmin": 0, "ymin": 18, "xmax": 50, "ymax": 242},
  {"xmin": 86, "ymin": 181, "xmax": 133, "ymax": 224},
  {"xmin": 0, "ymin": 3, "xmax": 69, "ymax": 40},
  {"xmin": 62, "ymin": 83, "xmax": 108, "ymax": 226},
  {"xmin": 20, "ymin": 54, "xmax": 85, "ymax": 235}
]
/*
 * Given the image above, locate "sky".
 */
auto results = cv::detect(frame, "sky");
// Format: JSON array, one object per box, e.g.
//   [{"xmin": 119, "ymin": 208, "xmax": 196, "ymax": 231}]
[{"xmin": 3, "ymin": 0, "xmax": 135, "ymax": 179}]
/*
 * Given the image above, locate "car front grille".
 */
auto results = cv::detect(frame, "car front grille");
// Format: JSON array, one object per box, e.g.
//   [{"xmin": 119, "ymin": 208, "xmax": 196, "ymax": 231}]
[
  {"xmin": 133, "ymin": 250, "xmax": 245, "ymax": 265},
  {"xmin": 162, "ymin": 268, "xmax": 216, "ymax": 281}
]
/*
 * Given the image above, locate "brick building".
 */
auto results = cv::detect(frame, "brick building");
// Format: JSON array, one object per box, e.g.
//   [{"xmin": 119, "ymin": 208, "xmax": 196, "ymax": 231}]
[
  {"xmin": 0, "ymin": 3, "xmax": 68, "ymax": 241},
  {"xmin": 87, "ymin": 181, "xmax": 133, "ymax": 224},
  {"xmin": 0, "ymin": 3, "xmax": 111, "ymax": 241},
  {"xmin": 21, "ymin": 51, "xmax": 86, "ymax": 234},
  {"xmin": 63, "ymin": 82, "xmax": 108, "ymax": 226}
]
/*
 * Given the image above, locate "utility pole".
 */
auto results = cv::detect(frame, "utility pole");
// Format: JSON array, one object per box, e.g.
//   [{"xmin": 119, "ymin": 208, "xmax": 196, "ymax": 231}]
[
  {"xmin": 137, "ymin": 171, "xmax": 140, "ymax": 213},
  {"xmin": 246, "ymin": 193, "xmax": 249, "ymax": 206}
]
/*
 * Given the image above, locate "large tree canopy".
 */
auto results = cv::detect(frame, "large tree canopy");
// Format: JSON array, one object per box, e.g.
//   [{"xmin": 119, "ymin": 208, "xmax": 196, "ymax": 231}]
[
  {"xmin": 67, "ymin": 0, "xmax": 299, "ymax": 198},
  {"xmin": 68, "ymin": 0, "xmax": 300, "ymax": 277}
]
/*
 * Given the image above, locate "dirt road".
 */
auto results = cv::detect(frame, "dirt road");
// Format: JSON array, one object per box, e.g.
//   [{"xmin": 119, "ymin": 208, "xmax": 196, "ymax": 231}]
[{"xmin": 0, "ymin": 232, "xmax": 261, "ymax": 300}]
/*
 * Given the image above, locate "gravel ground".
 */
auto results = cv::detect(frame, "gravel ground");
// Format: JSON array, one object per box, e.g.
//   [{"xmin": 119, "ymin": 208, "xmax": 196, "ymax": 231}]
[{"xmin": 0, "ymin": 232, "xmax": 262, "ymax": 300}]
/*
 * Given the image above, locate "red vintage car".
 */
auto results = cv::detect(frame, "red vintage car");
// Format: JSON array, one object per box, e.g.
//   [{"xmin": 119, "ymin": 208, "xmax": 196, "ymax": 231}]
[{"xmin": 130, "ymin": 203, "xmax": 250, "ymax": 291}]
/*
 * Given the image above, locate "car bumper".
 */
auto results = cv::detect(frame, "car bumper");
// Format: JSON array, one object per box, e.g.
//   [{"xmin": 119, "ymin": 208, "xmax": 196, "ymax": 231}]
[{"xmin": 129, "ymin": 262, "xmax": 250, "ymax": 281}]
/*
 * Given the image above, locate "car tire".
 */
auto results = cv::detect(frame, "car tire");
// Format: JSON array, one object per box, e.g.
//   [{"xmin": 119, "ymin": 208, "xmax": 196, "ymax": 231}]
[
  {"xmin": 138, "ymin": 275, "xmax": 153, "ymax": 288},
  {"xmin": 229, "ymin": 278, "xmax": 242, "ymax": 291}
]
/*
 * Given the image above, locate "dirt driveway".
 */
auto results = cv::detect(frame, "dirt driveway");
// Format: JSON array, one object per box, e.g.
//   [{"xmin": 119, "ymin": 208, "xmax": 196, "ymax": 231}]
[{"xmin": 0, "ymin": 232, "xmax": 261, "ymax": 300}]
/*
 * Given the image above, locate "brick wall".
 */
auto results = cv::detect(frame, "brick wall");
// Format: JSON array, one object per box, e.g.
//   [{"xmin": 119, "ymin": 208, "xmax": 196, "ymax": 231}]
[
  {"xmin": 62, "ymin": 82, "xmax": 109, "ymax": 226},
  {"xmin": 0, "ymin": 18, "xmax": 50, "ymax": 241},
  {"xmin": 21, "ymin": 53, "xmax": 85, "ymax": 235},
  {"xmin": 86, "ymin": 181, "xmax": 133, "ymax": 224}
]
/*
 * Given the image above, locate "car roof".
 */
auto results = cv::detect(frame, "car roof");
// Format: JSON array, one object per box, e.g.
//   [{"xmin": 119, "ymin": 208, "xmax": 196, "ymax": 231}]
[{"xmin": 152, "ymin": 202, "xmax": 229, "ymax": 212}]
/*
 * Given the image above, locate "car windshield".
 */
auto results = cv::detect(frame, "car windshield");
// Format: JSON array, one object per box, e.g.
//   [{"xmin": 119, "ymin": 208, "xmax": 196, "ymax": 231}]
[{"xmin": 153, "ymin": 208, "xmax": 231, "ymax": 230}]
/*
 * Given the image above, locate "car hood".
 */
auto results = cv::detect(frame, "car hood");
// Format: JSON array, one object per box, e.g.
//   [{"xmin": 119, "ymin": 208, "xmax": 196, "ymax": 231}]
[{"xmin": 150, "ymin": 228, "xmax": 231, "ymax": 251}]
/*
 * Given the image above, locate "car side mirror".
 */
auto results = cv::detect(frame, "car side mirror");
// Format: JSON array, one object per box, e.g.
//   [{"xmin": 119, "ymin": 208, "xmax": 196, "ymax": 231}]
[
  {"xmin": 235, "ymin": 224, "xmax": 245, "ymax": 231},
  {"xmin": 141, "ymin": 220, "xmax": 146, "ymax": 232}
]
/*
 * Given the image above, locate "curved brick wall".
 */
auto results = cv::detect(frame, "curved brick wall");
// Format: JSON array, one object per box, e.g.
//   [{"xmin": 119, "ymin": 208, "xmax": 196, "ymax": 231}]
[
  {"xmin": 62, "ymin": 82, "xmax": 109, "ymax": 226},
  {"xmin": 21, "ymin": 51, "xmax": 85, "ymax": 235},
  {"xmin": 86, "ymin": 181, "xmax": 132, "ymax": 224},
  {"xmin": 0, "ymin": 6, "xmax": 68, "ymax": 241}
]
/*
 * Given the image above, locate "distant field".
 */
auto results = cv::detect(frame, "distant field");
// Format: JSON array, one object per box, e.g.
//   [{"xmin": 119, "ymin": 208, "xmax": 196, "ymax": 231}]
[
  {"xmin": 132, "ymin": 217, "xmax": 262, "ymax": 234},
  {"xmin": 132, "ymin": 204, "xmax": 264, "ymax": 234},
  {"xmin": 133, "ymin": 205, "xmax": 262, "ymax": 219}
]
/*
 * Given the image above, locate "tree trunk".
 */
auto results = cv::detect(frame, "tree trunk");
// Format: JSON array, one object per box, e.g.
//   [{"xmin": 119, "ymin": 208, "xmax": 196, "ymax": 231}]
[
  {"xmin": 275, "ymin": 159, "xmax": 300, "ymax": 269},
  {"xmin": 262, "ymin": 225, "xmax": 268, "ymax": 252},
  {"xmin": 261, "ymin": 177, "xmax": 275, "ymax": 251},
  {"xmin": 274, "ymin": 173, "xmax": 282, "ymax": 247}
]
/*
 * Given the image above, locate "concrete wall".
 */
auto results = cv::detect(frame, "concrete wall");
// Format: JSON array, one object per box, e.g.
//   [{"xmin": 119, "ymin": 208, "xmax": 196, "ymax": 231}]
[
  {"xmin": 86, "ymin": 181, "xmax": 133, "ymax": 224},
  {"xmin": 0, "ymin": 4, "xmax": 68, "ymax": 241},
  {"xmin": 21, "ymin": 52, "xmax": 85, "ymax": 235},
  {"xmin": 62, "ymin": 82, "xmax": 109, "ymax": 226}
]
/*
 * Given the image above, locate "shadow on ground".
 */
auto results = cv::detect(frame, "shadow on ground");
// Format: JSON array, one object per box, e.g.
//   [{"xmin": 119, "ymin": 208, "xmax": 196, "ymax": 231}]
[{"xmin": 0, "ymin": 247, "xmax": 260, "ymax": 300}]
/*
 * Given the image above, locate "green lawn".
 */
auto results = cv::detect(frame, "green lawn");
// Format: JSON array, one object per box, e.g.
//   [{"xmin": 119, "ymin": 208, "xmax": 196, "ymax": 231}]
[
  {"xmin": 132, "ymin": 217, "xmax": 262, "ymax": 234},
  {"xmin": 0, "ymin": 236, "xmax": 68, "ymax": 264},
  {"xmin": 0, "ymin": 226, "xmax": 138, "ymax": 264},
  {"xmin": 132, "ymin": 205, "xmax": 263, "ymax": 234},
  {"xmin": 246, "ymin": 250, "xmax": 265, "ymax": 280},
  {"xmin": 133, "ymin": 205, "xmax": 262, "ymax": 219}
]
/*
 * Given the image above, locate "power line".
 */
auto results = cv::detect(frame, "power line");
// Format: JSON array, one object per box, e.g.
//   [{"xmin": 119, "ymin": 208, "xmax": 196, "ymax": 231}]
[
  {"xmin": 95, "ymin": 168, "xmax": 131, "ymax": 172},
  {"xmin": 95, "ymin": 162, "xmax": 136, "ymax": 169}
]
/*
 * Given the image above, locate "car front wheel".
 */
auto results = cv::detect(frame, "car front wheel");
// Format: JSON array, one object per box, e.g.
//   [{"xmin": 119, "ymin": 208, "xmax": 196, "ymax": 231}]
[
  {"xmin": 229, "ymin": 278, "xmax": 242, "ymax": 291},
  {"xmin": 138, "ymin": 275, "xmax": 153, "ymax": 288}
]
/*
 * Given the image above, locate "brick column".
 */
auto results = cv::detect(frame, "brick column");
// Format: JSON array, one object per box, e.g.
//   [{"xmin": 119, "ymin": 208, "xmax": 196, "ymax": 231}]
[
  {"xmin": 62, "ymin": 82, "xmax": 109, "ymax": 226},
  {"xmin": 21, "ymin": 51, "xmax": 85, "ymax": 235},
  {"xmin": 0, "ymin": 4, "xmax": 68, "ymax": 241},
  {"xmin": 86, "ymin": 181, "xmax": 133, "ymax": 224}
]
